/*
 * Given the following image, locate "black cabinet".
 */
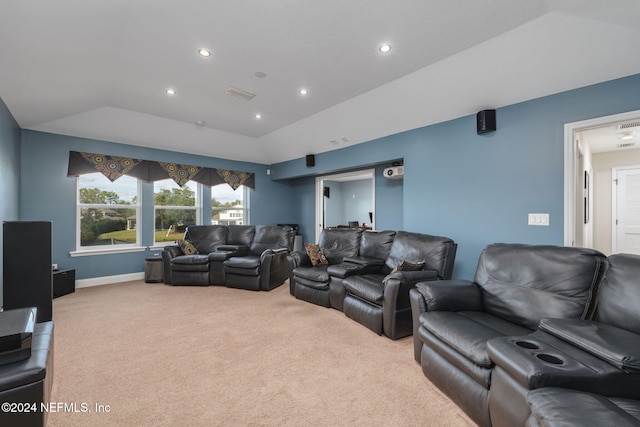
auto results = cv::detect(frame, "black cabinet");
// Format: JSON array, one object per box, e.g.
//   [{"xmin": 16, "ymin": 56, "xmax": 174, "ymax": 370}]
[
  {"xmin": 2, "ymin": 221, "xmax": 52, "ymax": 323},
  {"xmin": 53, "ymin": 269, "xmax": 75, "ymax": 298}
]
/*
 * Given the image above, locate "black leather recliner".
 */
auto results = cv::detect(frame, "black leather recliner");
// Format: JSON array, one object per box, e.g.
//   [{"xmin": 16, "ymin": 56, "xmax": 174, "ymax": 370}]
[
  {"xmin": 223, "ymin": 225, "xmax": 295, "ymax": 291},
  {"xmin": 486, "ymin": 253, "xmax": 640, "ymax": 427},
  {"xmin": 409, "ymin": 243, "xmax": 607, "ymax": 427},
  {"xmin": 289, "ymin": 228, "xmax": 364, "ymax": 307},
  {"xmin": 342, "ymin": 231, "xmax": 457, "ymax": 339}
]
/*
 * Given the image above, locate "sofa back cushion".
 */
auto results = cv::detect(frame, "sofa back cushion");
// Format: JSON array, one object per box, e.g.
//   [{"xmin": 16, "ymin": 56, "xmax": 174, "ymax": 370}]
[
  {"xmin": 185, "ymin": 225, "xmax": 227, "ymax": 253},
  {"xmin": 360, "ymin": 230, "xmax": 396, "ymax": 260},
  {"xmin": 250, "ymin": 225, "xmax": 295, "ymax": 254},
  {"xmin": 384, "ymin": 231, "xmax": 456, "ymax": 278},
  {"xmin": 318, "ymin": 228, "xmax": 362, "ymax": 264},
  {"xmin": 476, "ymin": 243, "xmax": 607, "ymax": 329},
  {"xmin": 227, "ymin": 225, "xmax": 255, "ymax": 246},
  {"xmin": 595, "ymin": 253, "xmax": 640, "ymax": 334}
]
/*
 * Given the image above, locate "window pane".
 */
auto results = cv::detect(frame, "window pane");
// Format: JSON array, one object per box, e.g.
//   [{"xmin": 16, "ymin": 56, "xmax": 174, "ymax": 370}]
[
  {"xmin": 154, "ymin": 179, "xmax": 199, "ymax": 244},
  {"xmin": 155, "ymin": 209, "xmax": 197, "ymax": 242},
  {"xmin": 78, "ymin": 173, "xmax": 139, "ymax": 249},
  {"xmin": 154, "ymin": 179, "xmax": 197, "ymax": 206},
  {"xmin": 79, "ymin": 173, "xmax": 138, "ymax": 203},
  {"xmin": 212, "ymin": 185, "xmax": 245, "ymax": 225},
  {"xmin": 80, "ymin": 207, "xmax": 137, "ymax": 246}
]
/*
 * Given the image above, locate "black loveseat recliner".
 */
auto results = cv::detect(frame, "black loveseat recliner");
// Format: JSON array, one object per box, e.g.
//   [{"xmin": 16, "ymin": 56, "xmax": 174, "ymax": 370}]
[
  {"xmin": 486, "ymin": 252, "xmax": 640, "ymax": 427},
  {"xmin": 409, "ymin": 243, "xmax": 607, "ymax": 427},
  {"xmin": 162, "ymin": 225, "xmax": 294, "ymax": 290},
  {"xmin": 289, "ymin": 228, "xmax": 457, "ymax": 339},
  {"xmin": 224, "ymin": 225, "xmax": 296, "ymax": 291}
]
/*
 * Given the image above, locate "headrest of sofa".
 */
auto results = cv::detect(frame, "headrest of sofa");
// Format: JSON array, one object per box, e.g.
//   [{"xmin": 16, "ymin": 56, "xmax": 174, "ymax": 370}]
[
  {"xmin": 318, "ymin": 228, "xmax": 362, "ymax": 264},
  {"xmin": 385, "ymin": 231, "xmax": 455, "ymax": 278},
  {"xmin": 185, "ymin": 225, "xmax": 227, "ymax": 254},
  {"xmin": 595, "ymin": 253, "xmax": 640, "ymax": 334},
  {"xmin": 226, "ymin": 225, "xmax": 255, "ymax": 246},
  {"xmin": 475, "ymin": 243, "xmax": 607, "ymax": 329},
  {"xmin": 360, "ymin": 230, "xmax": 396, "ymax": 261},
  {"xmin": 250, "ymin": 225, "xmax": 295, "ymax": 253}
]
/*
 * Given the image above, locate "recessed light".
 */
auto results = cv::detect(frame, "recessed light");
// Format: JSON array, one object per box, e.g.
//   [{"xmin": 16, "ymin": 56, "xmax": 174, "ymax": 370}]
[
  {"xmin": 299, "ymin": 88, "xmax": 309, "ymax": 96},
  {"xmin": 619, "ymin": 131, "xmax": 635, "ymax": 140},
  {"xmin": 165, "ymin": 88, "xmax": 176, "ymax": 95},
  {"xmin": 255, "ymin": 114, "xmax": 263, "ymax": 119},
  {"xmin": 379, "ymin": 43, "xmax": 391, "ymax": 53},
  {"xmin": 198, "ymin": 49, "xmax": 211, "ymax": 58},
  {"xmin": 195, "ymin": 120, "xmax": 206, "ymax": 127},
  {"xmin": 255, "ymin": 71, "xmax": 267, "ymax": 78}
]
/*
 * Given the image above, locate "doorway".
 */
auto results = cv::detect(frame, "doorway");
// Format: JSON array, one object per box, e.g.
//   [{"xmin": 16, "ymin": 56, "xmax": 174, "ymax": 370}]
[
  {"xmin": 564, "ymin": 110, "xmax": 640, "ymax": 254},
  {"xmin": 612, "ymin": 166, "xmax": 640, "ymax": 254},
  {"xmin": 315, "ymin": 169, "xmax": 375, "ymax": 241}
]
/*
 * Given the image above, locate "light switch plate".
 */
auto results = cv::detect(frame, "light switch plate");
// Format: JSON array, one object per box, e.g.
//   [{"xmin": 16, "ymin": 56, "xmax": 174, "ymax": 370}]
[{"xmin": 528, "ymin": 213, "xmax": 549, "ymax": 226}]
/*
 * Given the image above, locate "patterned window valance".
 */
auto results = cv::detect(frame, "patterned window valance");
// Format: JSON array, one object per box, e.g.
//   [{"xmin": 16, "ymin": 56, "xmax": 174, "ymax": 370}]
[{"xmin": 67, "ymin": 151, "xmax": 255, "ymax": 190}]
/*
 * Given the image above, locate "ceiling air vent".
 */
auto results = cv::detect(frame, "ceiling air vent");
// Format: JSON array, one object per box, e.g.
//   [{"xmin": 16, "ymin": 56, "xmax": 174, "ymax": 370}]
[
  {"xmin": 617, "ymin": 121, "xmax": 640, "ymax": 130},
  {"xmin": 617, "ymin": 142, "xmax": 636, "ymax": 149},
  {"xmin": 225, "ymin": 86, "xmax": 255, "ymax": 101}
]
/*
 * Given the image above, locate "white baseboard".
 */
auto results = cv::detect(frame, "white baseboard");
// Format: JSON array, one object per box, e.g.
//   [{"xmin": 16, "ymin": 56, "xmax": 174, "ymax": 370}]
[{"xmin": 76, "ymin": 272, "xmax": 145, "ymax": 289}]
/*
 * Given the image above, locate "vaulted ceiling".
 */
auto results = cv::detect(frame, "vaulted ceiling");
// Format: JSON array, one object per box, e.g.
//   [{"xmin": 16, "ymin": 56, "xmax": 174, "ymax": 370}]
[{"xmin": 1, "ymin": 1, "xmax": 639, "ymax": 164}]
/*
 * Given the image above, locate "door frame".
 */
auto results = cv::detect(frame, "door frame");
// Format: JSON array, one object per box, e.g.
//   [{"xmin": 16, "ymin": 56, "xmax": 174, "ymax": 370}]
[
  {"xmin": 315, "ymin": 169, "xmax": 375, "ymax": 242},
  {"xmin": 564, "ymin": 110, "xmax": 640, "ymax": 247},
  {"xmin": 611, "ymin": 165, "xmax": 640, "ymax": 253}
]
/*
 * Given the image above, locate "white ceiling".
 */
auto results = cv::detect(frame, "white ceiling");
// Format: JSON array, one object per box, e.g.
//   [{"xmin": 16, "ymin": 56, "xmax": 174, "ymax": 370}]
[{"xmin": 1, "ymin": 1, "xmax": 640, "ymax": 165}]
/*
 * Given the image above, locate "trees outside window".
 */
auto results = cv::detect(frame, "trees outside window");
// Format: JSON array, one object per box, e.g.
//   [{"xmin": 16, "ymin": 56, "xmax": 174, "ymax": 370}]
[
  {"xmin": 77, "ymin": 173, "xmax": 140, "ymax": 249},
  {"xmin": 154, "ymin": 179, "xmax": 199, "ymax": 244}
]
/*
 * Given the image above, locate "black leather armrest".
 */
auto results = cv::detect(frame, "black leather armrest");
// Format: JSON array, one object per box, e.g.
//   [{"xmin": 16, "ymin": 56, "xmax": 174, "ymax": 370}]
[
  {"xmin": 163, "ymin": 245, "xmax": 183, "ymax": 258},
  {"xmin": 342, "ymin": 256, "xmax": 385, "ymax": 267},
  {"xmin": 260, "ymin": 247, "xmax": 288, "ymax": 263},
  {"xmin": 216, "ymin": 245, "xmax": 250, "ymax": 257},
  {"xmin": 289, "ymin": 250, "xmax": 311, "ymax": 268},
  {"xmin": 384, "ymin": 269, "xmax": 439, "ymax": 286},
  {"xmin": 539, "ymin": 318, "xmax": 640, "ymax": 373},
  {"xmin": 413, "ymin": 279, "xmax": 483, "ymax": 312}
]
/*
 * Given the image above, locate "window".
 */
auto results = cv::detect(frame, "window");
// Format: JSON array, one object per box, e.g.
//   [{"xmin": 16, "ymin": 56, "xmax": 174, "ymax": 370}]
[
  {"xmin": 154, "ymin": 179, "xmax": 200, "ymax": 244},
  {"xmin": 77, "ymin": 173, "xmax": 140, "ymax": 250},
  {"xmin": 212, "ymin": 185, "xmax": 246, "ymax": 225}
]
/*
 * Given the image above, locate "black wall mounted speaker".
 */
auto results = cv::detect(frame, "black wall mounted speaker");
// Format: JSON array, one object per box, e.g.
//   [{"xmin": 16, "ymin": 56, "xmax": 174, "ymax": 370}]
[
  {"xmin": 306, "ymin": 154, "xmax": 315, "ymax": 167},
  {"xmin": 477, "ymin": 109, "xmax": 496, "ymax": 134}
]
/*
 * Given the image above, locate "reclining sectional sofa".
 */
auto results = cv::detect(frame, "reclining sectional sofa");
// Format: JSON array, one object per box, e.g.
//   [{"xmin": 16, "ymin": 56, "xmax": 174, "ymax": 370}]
[
  {"xmin": 411, "ymin": 244, "xmax": 640, "ymax": 427},
  {"xmin": 288, "ymin": 228, "xmax": 457, "ymax": 339},
  {"xmin": 162, "ymin": 224, "xmax": 295, "ymax": 291}
]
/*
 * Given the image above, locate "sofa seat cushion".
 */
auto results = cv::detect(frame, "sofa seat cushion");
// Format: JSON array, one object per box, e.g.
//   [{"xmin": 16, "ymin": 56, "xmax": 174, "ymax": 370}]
[
  {"xmin": 293, "ymin": 265, "xmax": 330, "ymax": 284},
  {"xmin": 344, "ymin": 274, "xmax": 386, "ymax": 304},
  {"xmin": 419, "ymin": 311, "xmax": 532, "ymax": 368},
  {"xmin": 224, "ymin": 256, "xmax": 260, "ymax": 276},
  {"xmin": 527, "ymin": 388, "xmax": 640, "ymax": 427},
  {"xmin": 171, "ymin": 255, "xmax": 210, "ymax": 272}
]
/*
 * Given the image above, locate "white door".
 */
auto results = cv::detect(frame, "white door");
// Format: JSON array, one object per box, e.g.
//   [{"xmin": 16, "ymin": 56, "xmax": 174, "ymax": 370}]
[{"xmin": 613, "ymin": 166, "xmax": 640, "ymax": 254}]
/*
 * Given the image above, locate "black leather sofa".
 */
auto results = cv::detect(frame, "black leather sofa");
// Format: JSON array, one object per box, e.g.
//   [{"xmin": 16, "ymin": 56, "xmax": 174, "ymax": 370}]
[
  {"xmin": 0, "ymin": 321, "xmax": 54, "ymax": 427},
  {"xmin": 288, "ymin": 228, "xmax": 457, "ymax": 339},
  {"xmin": 162, "ymin": 224, "xmax": 295, "ymax": 290},
  {"xmin": 409, "ymin": 243, "xmax": 607, "ymax": 427},
  {"xmin": 486, "ymin": 252, "xmax": 640, "ymax": 427}
]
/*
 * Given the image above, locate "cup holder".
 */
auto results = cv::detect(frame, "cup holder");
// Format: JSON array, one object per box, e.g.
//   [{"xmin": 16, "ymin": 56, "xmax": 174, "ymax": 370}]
[
  {"xmin": 515, "ymin": 341, "xmax": 540, "ymax": 350},
  {"xmin": 536, "ymin": 353, "xmax": 564, "ymax": 365}
]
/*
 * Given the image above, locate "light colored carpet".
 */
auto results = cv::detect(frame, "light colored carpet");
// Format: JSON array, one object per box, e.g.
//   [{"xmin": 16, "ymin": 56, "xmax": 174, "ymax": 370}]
[{"xmin": 48, "ymin": 280, "xmax": 475, "ymax": 426}]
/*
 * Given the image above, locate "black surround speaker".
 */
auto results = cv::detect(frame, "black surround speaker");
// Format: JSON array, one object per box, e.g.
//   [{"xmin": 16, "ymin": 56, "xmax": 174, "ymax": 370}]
[
  {"xmin": 3, "ymin": 221, "xmax": 53, "ymax": 323},
  {"xmin": 477, "ymin": 109, "xmax": 496, "ymax": 134},
  {"xmin": 306, "ymin": 154, "xmax": 315, "ymax": 167}
]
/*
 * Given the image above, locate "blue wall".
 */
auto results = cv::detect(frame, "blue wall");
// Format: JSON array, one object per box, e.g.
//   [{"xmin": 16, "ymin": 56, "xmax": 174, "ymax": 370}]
[
  {"xmin": 0, "ymin": 96, "xmax": 21, "ymax": 301},
  {"xmin": 19, "ymin": 130, "xmax": 296, "ymax": 280},
  {"xmin": 272, "ymin": 73, "xmax": 640, "ymax": 279}
]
